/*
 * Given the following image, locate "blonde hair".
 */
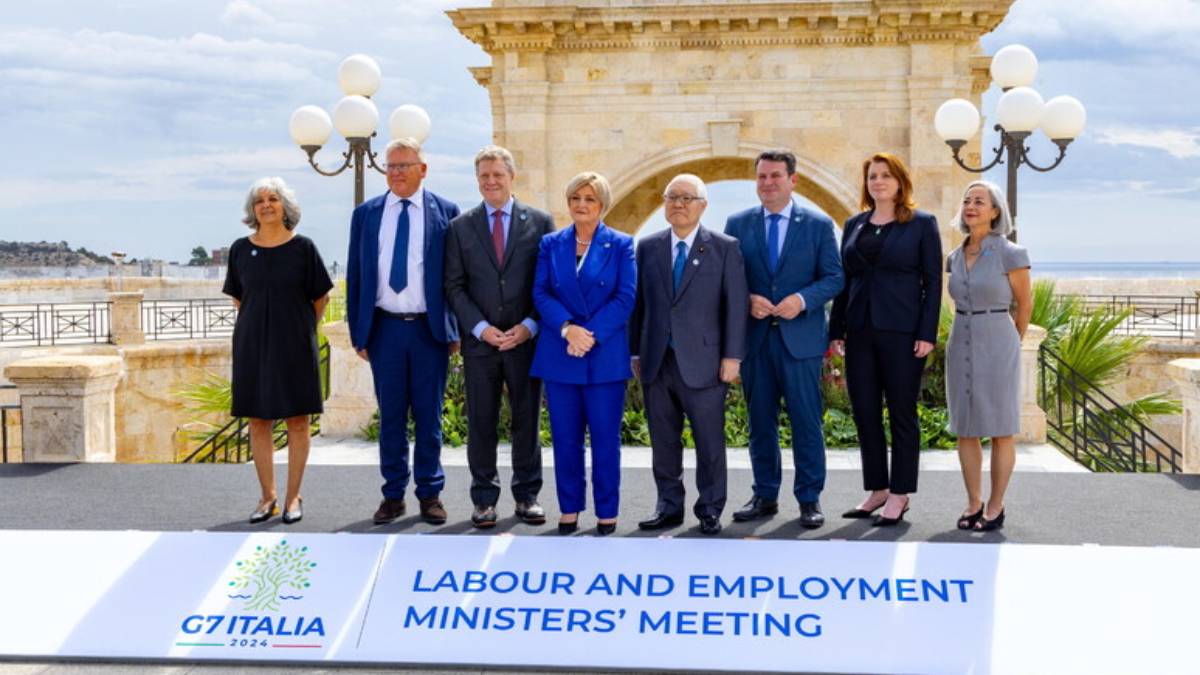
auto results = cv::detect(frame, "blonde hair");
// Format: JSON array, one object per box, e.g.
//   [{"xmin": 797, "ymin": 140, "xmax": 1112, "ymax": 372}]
[
  {"xmin": 474, "ymin": 145, "xmax": 516, "ymax": 175},
  {"xmin": 564, "ymin": 172, "xmax": 612, "ymax": 218}
]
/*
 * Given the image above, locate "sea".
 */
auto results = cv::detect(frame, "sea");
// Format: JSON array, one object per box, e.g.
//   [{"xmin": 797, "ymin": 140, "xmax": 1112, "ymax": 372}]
[{"xmin": 1033, "ymin": 262, "xmax": 1200, "ymax": 279}]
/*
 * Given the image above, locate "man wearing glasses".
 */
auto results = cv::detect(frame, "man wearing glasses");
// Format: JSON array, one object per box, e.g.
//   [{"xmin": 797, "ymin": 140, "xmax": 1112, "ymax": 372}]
[
  {"xmin": 346, "ymin": 137, "xmax": 461, "ymax": 526},
  {"xmin": 629, "ymin": 174, "xmax": 748, "ymax": 535}
]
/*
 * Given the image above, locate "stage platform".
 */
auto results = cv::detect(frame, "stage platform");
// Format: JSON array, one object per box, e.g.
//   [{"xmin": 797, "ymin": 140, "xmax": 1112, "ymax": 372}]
[{"xmin": 2, "ymin": 446, "xmax": 1198, "ymax": 675}]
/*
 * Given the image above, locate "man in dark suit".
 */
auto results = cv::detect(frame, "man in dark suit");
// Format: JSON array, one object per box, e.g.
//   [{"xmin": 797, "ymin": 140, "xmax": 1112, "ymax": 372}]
[
  {"xmin": 445, "ymin": 145, "xmax": 555, "ymax": 529},
  {"xmin": 631, "ymin": 174, "xmax": 748, "ymax": 535},
  {"xmin": 346, "ymin": 137, "xmax": 461, "ymax": 526},
  {"xmin": 724, "ymin": 149, "xmax": 844, "ymax": 529}
]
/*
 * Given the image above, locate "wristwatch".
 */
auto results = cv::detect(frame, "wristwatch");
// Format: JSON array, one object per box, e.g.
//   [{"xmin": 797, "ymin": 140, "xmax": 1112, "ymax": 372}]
[{"xmin": 560, "ymin": 321, "xmax": 572, "ymax": 339}]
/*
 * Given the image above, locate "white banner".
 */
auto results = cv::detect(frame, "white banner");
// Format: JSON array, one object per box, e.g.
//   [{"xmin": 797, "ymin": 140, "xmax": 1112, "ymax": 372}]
[{"xmin": 0, "ymin": 530, "xmax": 1193, "ymax": 674}]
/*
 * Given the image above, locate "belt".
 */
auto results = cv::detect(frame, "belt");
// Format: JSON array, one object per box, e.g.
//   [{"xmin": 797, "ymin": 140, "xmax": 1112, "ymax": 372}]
[
  {"xmin": 955, "ymin": 308, "xmax": 1009, "ymax": 315},
  {"xmin": 376, "ymin": 309, "xmax": 427, "ymax": 321}
]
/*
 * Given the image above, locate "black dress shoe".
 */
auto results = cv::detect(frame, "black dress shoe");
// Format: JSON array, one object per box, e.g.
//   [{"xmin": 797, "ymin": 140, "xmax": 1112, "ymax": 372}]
[
  {"xmin": 637, "ymin": 511, "xmax": 684, "ymax": 530},
  {"xmin": 732, "ymin": 496, "xmax": 779, "ymax": 522},
  {"xmin": 372, "ymin": 498, "xmax": 406, "ymax": 524},
  {"xmin": 799, "ymin": 501, "xmax": 825, "ymax": 529},
  {"xmin": 596, "ymin": 521, "xmax": 617, "ymax": 536},
  {"xmin": 699, "ymin": 515, "xmax": 722, "ymax": 535},
  {"xmin": 471, "ymin": 504, "xmax": 498, "ymax": 529},
  {"xmin": 514, "ymin": 501, "xmax": 546, "ymax": 525}
]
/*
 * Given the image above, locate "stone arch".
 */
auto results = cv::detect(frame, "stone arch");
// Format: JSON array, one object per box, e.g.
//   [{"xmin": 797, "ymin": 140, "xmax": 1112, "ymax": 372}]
[{"xmin": 604, "ymin": 142, "xmax": 858, "ymax": 234}]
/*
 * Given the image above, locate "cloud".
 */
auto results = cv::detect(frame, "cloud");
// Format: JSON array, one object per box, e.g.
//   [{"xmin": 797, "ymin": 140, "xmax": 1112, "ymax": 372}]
[
  {"xmin": 997, "ymin": 0, "xmax": 1200, "ymax": 61},
  {"xmin": 220, "ymin": 0, "xmax": 316, "ymax": 38},
  {"xmin": 1094, "ymin": 126, "xmax": 1200, "ymax": 159}
]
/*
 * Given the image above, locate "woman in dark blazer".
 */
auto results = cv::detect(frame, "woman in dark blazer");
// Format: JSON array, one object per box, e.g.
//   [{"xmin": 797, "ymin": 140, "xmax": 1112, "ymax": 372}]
[
  {"xmin": 829, "ymin": 153, "xmax": 943, "ymax": 526},
  {"xmin": 531, "ymin": 172, "xmax": 637, "ymax": 536}
]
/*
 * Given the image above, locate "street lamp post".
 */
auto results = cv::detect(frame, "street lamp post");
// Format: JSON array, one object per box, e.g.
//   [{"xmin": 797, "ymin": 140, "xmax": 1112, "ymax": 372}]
[
  {"xmin": 935, "ymin": 44, "xmax": 1087, "ymax": 242},
  {"xmin": 289, "ymin": 54, "xmax": 433, "ymax": 207}
]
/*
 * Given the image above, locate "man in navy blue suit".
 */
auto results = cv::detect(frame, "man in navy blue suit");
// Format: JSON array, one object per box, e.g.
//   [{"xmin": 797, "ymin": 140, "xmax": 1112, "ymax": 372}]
[
  {"xmin": 724, "ymin": 149, "xmax": 844, "ymax": 529},
  {"xmin": 346, "ymin": 138, "xmax": 461, "ymax": 525}
]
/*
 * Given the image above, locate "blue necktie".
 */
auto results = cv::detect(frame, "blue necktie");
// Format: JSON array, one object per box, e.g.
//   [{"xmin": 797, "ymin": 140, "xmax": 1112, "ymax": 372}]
[
  {"xmin": 673, "ymin": 241, "xmax": 688, "ymax": 295},
  {"xmin": 767, "ymin": 213, "xmax": 782, "ymax": 273},
  {"xmin": 388, "ymin": 199, "xmax": 411, "ymax": 293}
]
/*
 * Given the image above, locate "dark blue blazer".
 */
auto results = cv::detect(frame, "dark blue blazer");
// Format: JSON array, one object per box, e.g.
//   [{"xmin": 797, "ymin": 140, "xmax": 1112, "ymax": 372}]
[
  {"xmin": 829, "ymin": 210, "xmax": 943, "ymax": 343},
  {"xmin": 724, "ymin": 200, "xmax": 844, "ymax": 360},
  {"xmin": 530, "ymin": 223, "xmax": 636, "ymax": 385},
  {"xmin": 345, "ymin": 189, "xmax": 461, "ymax": 350}
]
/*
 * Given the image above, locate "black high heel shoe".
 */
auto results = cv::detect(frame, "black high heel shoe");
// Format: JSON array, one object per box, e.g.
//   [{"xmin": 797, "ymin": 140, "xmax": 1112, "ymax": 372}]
[
  {"xmin": 558, "ymin": 519, "xmax": 579, "ymax": 535},
  {"xmin": 842, "ymin": 500, "xmax": 885, "ymax": 519},
  {"xmin": 975, "ymin": 509, "xmax": 1005, "ymax": 531},
  {"xmin": 957, "ymin": 506, "xmax": 984, "ymax": 530},
  {"xmin": 596, "ymin": 521, "xmax": 617, "ymax": 536},
  {"xmin": 872, "ymin": 497, "xmax": 910, "ymax": 527}
]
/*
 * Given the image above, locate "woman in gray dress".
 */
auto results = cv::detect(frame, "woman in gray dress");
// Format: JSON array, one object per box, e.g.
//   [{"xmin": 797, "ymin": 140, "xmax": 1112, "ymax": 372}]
[{"xmin": 945, "ymin": 180, "xmax": 1032, "ymax": 531}]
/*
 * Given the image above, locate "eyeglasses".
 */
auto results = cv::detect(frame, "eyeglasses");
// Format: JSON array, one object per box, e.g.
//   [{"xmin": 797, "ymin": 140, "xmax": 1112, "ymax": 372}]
[
  {"xmin": 664, "ymin": 194, "xmax": 705, "ymax": 205},
  {"xmin": 385, "ymin": 162, "xmax": 421, "ymax": 173}
]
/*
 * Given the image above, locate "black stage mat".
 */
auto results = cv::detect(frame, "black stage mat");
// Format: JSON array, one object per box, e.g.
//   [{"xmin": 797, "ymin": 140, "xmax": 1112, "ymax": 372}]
[{"xmin": 2, "ymin": 463, "xmax": 1198, "ymax": 547}]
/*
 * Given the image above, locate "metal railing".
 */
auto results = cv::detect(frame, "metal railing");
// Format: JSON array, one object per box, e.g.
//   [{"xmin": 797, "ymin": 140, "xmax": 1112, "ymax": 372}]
[
  {"xmin": 0, "ymin": 302, "xmax": 111, "ymax": 347},
  {"xmin": 1072, "ymin": 294, "xmax": 1198, "ymax": 340},
  {"xmin": 1038, "ymin": 344, "xmax": 1182, "ymax": 472},
  {"xmin": 183, "ymin": 340, "xmax": 329, "ymax": 463},
  {"xmin": 142, "ymin": 299, "xmax": 237, "ymax": 341}
]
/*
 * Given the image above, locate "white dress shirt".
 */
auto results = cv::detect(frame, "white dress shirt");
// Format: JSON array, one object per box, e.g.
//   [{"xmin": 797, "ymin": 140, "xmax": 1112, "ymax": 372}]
[
  {"xmin": 376, "ymin": 189, "xmax": 427, "ymax": 313},
  {"xmin": 670, "ymin": 224, "xmax": 700, "ymax": 265},
  {"xmin": 762, "ymin": 202, "xmax": 805, "ymax": 309}
]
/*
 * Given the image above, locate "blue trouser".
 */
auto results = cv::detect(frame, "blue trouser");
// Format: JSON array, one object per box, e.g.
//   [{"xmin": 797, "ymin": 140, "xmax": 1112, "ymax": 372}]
[
  {"xmin": 544, "ymin": 380, "xmax": 625, "ymax": 519},
  {"xmin": 741, "ymin": 328, "xmax": 826, "ymax": 503},
  {"xmin": 367, "ymin": 314, "xmax": 448, "ymax": 500}
]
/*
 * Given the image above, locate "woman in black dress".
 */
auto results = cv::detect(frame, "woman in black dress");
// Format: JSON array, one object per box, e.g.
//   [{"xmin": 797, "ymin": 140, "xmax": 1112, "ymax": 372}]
[
  {"xmin": 829, "ymin": 153, "xmax": 943, "ymax": 526},
  {"xmin": 223, "ymin": 177, "xmax": 333, "ymax": 524}
]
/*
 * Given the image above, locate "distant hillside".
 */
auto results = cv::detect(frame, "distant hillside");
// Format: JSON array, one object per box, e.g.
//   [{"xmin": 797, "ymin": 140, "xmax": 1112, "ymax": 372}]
[{"xmin": 0, "ymin": 241, "xmax": 114, "ymax": 267}]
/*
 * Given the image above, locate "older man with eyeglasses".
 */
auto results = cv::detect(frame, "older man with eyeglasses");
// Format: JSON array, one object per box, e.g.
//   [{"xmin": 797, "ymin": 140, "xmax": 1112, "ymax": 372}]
[
  {"xmin": 629, "ymin": 174, "xmax": 748, "ymax": 535},
  {"xmin": 346, "ymin": 137, "xmax": 461, "ymax": 526}
]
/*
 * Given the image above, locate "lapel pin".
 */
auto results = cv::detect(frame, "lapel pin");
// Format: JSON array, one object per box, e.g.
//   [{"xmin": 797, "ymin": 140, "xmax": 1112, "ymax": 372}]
[
  {"xmin": 604, "ymin": 242, "xmax": 611, "ymax": 249},
  {"xmin": 692, "ymin": 259, "xmax": 699, "ymax": 266},
  {"xmin": 520, "ymin": 212, "xmax": 527, "ymax": 221},
  {"xmin": 698, "ymin": 245, "xmax": 706, "ymax": 253},
  {"xmin": 251, "ymin": 249, "xmax": 257, "ymax": 256}
]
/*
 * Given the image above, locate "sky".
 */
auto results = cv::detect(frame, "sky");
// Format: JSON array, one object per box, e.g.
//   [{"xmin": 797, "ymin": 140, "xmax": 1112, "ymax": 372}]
[{"xmin": 0, "ymin": 0, "xmax": 1197, "ymax": 266}]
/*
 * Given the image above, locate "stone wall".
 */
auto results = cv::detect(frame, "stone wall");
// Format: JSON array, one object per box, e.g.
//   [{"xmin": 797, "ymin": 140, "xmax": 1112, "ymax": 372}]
[
  {"xmin": 1108, "ymin": 340, "xmax": 1200, "ymax": 451},
  {"xmin": 0, "ymin": 277, "xmax": 224, "ymax": 304},
  {"xmin": 115, "ymin": 340, "xmax": 231, "ymax": 462}
]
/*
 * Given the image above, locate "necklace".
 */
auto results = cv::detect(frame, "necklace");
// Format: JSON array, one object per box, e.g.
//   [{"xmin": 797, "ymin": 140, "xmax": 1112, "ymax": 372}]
[{"xmin": 575, "ymin": 237, "xmax": 592, "ymax": 246}]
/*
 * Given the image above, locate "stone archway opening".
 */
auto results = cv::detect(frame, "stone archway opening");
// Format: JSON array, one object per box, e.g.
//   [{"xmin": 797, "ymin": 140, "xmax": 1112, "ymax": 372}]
[{"xmin": 606, "ymin": 154, "xmax": 857, "ymax": 236}]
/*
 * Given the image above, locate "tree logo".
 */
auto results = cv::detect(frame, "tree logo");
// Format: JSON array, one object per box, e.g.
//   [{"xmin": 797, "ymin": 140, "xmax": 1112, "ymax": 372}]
[{"xmin": 226, "ymin": 540, "xmax": 317, "ymax": 612}]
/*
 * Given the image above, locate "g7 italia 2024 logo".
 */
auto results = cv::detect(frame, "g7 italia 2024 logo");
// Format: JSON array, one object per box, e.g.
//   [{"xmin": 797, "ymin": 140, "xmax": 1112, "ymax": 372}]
[{"xmin": 177, "ymin": 540, "xmax": 327, "ymax": 651}]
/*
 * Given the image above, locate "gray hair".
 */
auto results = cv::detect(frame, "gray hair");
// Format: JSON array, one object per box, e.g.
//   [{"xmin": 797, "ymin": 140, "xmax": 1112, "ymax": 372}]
[
  {"xmin": 664, "ymin": 173, "xmax": 708, "ymax": 200},
  {"xmin": 384, "ymin": 137, "xmax": 426, "ymax": 163},
  {"xmin": 474, "ymin": 145, "xmax": 516, "ymax": 176},
  {"xmin": 564, "ymin": 172, "xmax": 612, "ymax": 219},
  {"xmin": 242, "ymin": 177, "xmax": 301, "ymax": 230},
  {"xmin": 951, "ymin": 180, "xmax": 1013, "ymax": 236}
]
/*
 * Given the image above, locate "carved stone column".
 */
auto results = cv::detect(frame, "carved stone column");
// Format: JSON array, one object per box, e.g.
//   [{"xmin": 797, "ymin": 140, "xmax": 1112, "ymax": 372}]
[
  {"xmin": 1018, "ymin": 325, "xmax": 1047, "ymax": 443},
  {"xmin": 4, "ymin": 356, "xmax": 122, "ymax": 462}
]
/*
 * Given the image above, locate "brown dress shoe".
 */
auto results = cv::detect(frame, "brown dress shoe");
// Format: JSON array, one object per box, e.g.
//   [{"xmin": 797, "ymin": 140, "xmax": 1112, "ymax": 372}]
[
  {"xmin": 373, "ymin": 498, "xmax": 406, "ymax": 524},
  {"xmin": 419, "ymin": 497, "xmax": 448, "ymax": 525}
]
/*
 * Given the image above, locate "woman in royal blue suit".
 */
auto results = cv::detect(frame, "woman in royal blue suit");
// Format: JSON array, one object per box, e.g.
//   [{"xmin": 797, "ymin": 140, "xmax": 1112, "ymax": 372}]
[{"xmin": 531, "ymin": 172, "xmax": 637, "ymax": 536}]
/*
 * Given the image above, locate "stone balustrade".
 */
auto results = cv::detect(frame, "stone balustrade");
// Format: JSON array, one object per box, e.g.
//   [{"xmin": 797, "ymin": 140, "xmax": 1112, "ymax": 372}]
[
  {"xmin": 320, "ymin": 321, "xmax": 376, "ymax": 438},
  {"xmin": 1018, "ymin": 325, "xmax": 1048, "ymax": 444}
]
